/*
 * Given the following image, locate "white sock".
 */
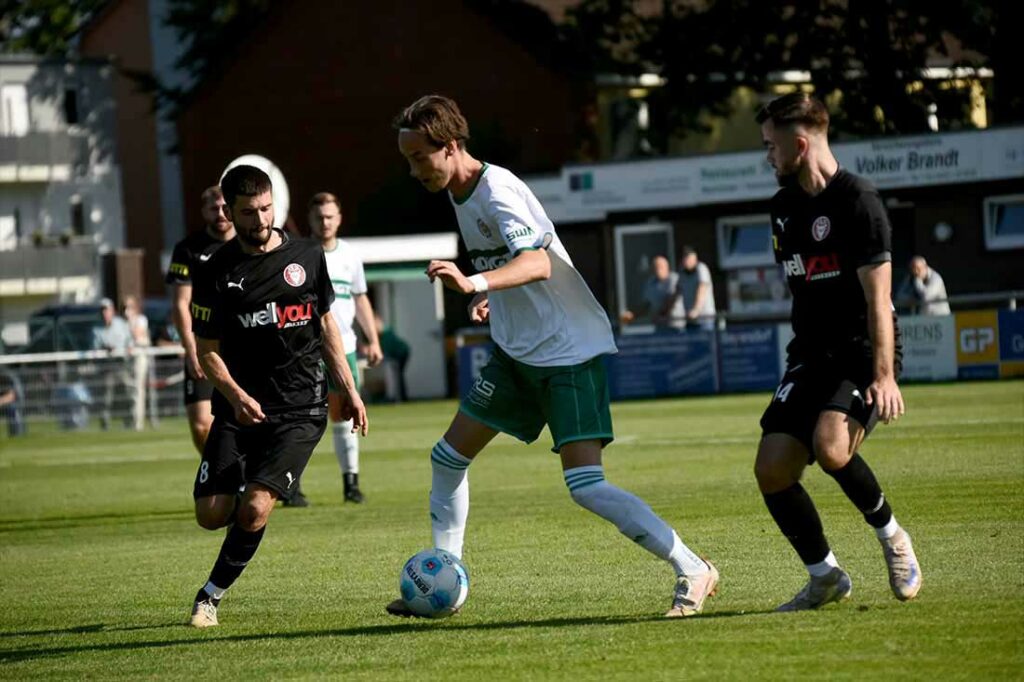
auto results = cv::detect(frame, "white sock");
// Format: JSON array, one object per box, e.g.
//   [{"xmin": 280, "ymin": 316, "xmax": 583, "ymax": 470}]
[
  {"xmin": 807, "ymin": 551, "xmax": 840, "ymax": 577},
  {"xmin": 875, "ymin": 516, "xmax": 900, "ymax": 540},
  {"xmin": 429, "ymin": 439, "xmax": 471, "ymax": 559},
  {"xmin": 564, "ymin": 466, "xmax": 707, "ymax": 577},
  {"xmin": 203, "ymin": 581, "xmax": 226, "ymax": 601},
  {"xmin": 333, "ymin": 421, "xmax": 359, "ymax": 474}
]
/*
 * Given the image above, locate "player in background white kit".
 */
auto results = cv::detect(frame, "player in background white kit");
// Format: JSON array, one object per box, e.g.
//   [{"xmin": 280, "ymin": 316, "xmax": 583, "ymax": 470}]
[
  {"xmin": 308, "ymin": 192, "xmax": 383, "ymax": 503},
  {"xmin": 386, "ymin": 95, "xmax": 719, "ymax": 619}
]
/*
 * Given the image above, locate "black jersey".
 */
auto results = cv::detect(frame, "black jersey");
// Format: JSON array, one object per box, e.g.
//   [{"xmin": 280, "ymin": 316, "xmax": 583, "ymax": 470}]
[
  {"xmin": 190, "ymin": 229, "xmax": 335, "ymax": 422},
  {"xmin": 166, "ymin": 229, "xmax": 230, "ymax": 285},
  {"xmin": 770, "ymin": 169, "xmax": 897, "ymax": 360}
]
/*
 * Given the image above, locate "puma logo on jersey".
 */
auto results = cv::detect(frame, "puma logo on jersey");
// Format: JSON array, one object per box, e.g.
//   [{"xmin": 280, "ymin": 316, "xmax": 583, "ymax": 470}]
[
  {"xmin": 775, "ymin": 216, "xmax": 790, "ymax": 232},
  {"xmin": 227, "ymin": 278, "xmax": 245, "ymax": 291},
  {"xmin": 285, "ymin": 472, "xmax": 295, "ymax": 489},
  {"xmin": 199, "ymin": 253, "xmax": 212, "ymax": 262}
]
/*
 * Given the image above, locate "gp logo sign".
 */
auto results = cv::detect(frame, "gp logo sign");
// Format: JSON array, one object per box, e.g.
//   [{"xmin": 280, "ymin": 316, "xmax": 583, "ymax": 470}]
[{"xmin": 955, "ymin": 311, "xmax": 999, "ymax": 375}]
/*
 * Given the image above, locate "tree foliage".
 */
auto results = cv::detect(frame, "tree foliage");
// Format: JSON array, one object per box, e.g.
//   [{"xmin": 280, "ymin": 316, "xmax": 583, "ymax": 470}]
[
  {"xmin": 564, "ymin": 0, "xmax": 1019, "ymax": 142},
  {"xmin": 0, "ymin": 0, "xmax": 106, "ymax": 55}
]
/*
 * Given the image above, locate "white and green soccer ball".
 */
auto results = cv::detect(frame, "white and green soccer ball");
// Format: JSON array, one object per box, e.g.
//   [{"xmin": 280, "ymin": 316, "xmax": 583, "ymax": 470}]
[{"xmin": 399, "ymin": 548, "xmax": 469, "ymax": 618}]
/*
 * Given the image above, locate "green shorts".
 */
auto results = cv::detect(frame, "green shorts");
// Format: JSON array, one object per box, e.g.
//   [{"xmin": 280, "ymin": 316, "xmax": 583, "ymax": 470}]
[
  {"xmin": 460, "ymin": 346, "xmax": 614, "ymax": 453},
  {"xmin": 326, "ymin": 352, "xmax": 361, "ymax": 392}
]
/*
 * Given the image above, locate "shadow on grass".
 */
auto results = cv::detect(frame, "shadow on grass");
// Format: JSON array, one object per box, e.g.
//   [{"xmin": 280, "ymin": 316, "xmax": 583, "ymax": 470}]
[
  {"xmin": 0, "ymin": 509, "xmax": 193, "ymax": 534},
  {"xmin": 0, "ymin": 609, "xmax": 767, "ymax": 663}
]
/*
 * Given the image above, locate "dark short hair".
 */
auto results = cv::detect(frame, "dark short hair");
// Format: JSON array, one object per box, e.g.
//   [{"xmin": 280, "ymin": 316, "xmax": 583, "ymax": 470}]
[
  {"xmin": 221, "ymin": 165, "xmax": 272, "ymax": 207},
  {"xmin": 756, "ymin": 92, "xmax": 829, "ymax": 132},
  {"xmin": 308, "ymin": 192, "xmax": 341, "ymax": 212},
  {"xmin": 393, "ymin": 94, "xmax": 470, "ymax": 149},
  {"xmin": 681, "ymin": 245, "xmax": 697, "ymax": 257}
]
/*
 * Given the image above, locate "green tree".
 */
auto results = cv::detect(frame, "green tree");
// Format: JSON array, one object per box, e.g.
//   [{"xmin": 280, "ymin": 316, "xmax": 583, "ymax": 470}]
[
  {"xmin": 0, "ymin": 0, "xmax": 106, "ymax": 55},
  {"xmin": 565, "ymin": 0, "xmax": 1017, "ymax": 143}
]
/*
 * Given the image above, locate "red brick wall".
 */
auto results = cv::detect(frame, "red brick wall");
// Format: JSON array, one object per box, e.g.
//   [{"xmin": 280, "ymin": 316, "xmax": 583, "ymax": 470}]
[{"xmin": 177, "ymin": 0, "xmax": 579, "ymax": 238}]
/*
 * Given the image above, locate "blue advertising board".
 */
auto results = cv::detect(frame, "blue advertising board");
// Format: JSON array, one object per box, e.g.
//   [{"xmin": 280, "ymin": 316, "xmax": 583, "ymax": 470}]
[
  {"xmin": 457, "ymin": 342, "xmax": 494, "ymax": 397},
  {"xmin": 606, "ymin": 331, "xmax": 717, "ymax": 399},
  {"xmin": 718, "ymin": 325, "xmax": 780, "ymax": 392}
]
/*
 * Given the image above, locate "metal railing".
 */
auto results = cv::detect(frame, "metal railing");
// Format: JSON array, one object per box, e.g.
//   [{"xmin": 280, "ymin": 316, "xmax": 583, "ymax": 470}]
[{"xmin": 0, "ymin": 346, "xmax": 186, "ymax": 435}]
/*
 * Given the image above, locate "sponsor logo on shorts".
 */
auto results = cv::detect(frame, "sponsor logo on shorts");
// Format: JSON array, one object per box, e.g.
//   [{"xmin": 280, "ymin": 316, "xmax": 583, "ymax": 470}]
[
  {"xmin": 237, "ymin": 301, "xmax": 314, "ymax": 329},
  {"xmin": 283, "ymin": 263, "xmax": 307, "ymax": 287}
]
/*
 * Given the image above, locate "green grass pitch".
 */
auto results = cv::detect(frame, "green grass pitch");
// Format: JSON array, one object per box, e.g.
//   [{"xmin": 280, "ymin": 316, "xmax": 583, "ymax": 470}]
[{"xmin": 1, "ymin": 381, "xmax": 1021, "ymax": 679}]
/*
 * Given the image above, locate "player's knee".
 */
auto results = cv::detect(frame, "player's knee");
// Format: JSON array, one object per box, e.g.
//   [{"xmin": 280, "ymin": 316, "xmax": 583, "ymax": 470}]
[
  {"xmin": 195, "ymin": 506, "xmax": 230, "ymax": 531},
  {"xmin": 812, "ymin": 436, "xmax": 850, "ymax": 471},
  {"xmin": 754, "ymin": 455, "xmax": 795, "ymax": 493}
]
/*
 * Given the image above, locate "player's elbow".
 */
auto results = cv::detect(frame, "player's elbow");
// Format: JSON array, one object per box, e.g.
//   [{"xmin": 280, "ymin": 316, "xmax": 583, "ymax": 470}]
[{"xmin": 531, "ymin": 250, "xmax": 551, "ymax": 282}]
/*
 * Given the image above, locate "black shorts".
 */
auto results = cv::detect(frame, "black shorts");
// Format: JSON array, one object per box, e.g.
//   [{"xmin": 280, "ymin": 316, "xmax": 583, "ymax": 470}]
[
  {"xmin": 193, "ymin": 416, "xmax": 327, "ymax": 499},
  {"xmin": 183, "ymin": 362, "xmax": 215, "ymax": 405},
  {"xmin": 759, "ymin": 353, "xmax": 892, "ymax": 460}
]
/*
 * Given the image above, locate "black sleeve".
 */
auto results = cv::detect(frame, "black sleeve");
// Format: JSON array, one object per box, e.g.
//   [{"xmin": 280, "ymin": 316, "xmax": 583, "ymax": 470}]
[
  {"xmin": 190, "ymin": 261, "xmax": 222, "ymax": 340},
  {"xmin": 166, "ymin": 241, "xmax": 192, "ymax": 284},
  {"xmin": 851, "ymin": 188, "xmax": 892, "ymax": 266},
  {"xmin": 315, "ymin": 250, "xmax": 335, "ymax": 317},
  {"xmin": 769, "ymin": 195, "xmax": 784, "ymax": 264}
]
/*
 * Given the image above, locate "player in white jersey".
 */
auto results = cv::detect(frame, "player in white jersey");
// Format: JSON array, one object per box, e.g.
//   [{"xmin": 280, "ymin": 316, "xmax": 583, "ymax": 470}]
[
  {"xmin": 308, "ymin": 192, "xmax": 383, "ymax": 503},
  {"xmin": 386, "ymin": 94, "xmax": 718, "ymax": 618}
]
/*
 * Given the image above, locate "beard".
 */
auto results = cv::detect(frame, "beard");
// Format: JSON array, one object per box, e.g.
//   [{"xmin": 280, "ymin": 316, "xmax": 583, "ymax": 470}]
[{"xmin": 238, "ymin": 224, "xmax": 271, "ymax": 247}]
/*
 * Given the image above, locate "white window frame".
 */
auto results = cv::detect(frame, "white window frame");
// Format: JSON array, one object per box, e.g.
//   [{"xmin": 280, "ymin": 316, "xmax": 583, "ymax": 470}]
[
  {"xmin": 983, "ymin": 193, "xmax": 1024, "ymax": 251},
  {"xmin": 716, "ymin": 213, "xmax": 774, "ymax": 269},
  {"xmin": 613, "ymin": 223, "xmax": 675, "ymax": 333}
]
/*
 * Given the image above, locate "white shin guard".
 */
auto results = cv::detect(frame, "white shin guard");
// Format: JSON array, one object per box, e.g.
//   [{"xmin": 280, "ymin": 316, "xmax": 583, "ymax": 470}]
[
  {"xmin": 333, "ymin": 421, "xmax": 359, "ymax": 474},
  {"xmin": 429, "ymin": 439, "xmax": 471, "ymax": 559}
]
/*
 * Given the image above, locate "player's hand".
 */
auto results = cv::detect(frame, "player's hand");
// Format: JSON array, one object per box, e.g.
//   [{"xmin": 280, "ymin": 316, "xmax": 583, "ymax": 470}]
[
  {"xmin": 865, "ymin": 375, "xmax": 904, "ymax": 424},
  {"xmin": 364, "ymin": 342, "xmax": 384, "ymax": 368},
  {"xmin": 468, "ymin": 293, "xmax": 489, "ymax": 323},
  {"xmin": 186, "ymin": 351, "xmax": 207, "ymax": 380},
  {"xmin": 341, "ymin": 389, "xmax": 369, "ymax": 436},
  {"xmin": 620, "ymin": 310, "xmax": 635, "ymax": 324},
  {"xmin": 232, "ymin": 393, "xmax": 265, "ymax": 425},
  {"xmin": 686, "ymin": 308, "xmax": 699, "ymax": 320},
  {"xmin": 426, "ymin": 260, "xmax": 473, "ymax": 294}
]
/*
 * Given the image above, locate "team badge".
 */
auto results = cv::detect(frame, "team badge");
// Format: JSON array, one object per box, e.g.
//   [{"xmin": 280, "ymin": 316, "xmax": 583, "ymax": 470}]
[
  {"xmin": 283, "ymin": 263, "xmax": 307, "ymax": 287},
  {"xmin": 812, "ymin": 216, "xmax": 831, "ymax": 241},
  {"xmin": 476, "ymin": 219, "xmax": 493, "ymax": 239}
]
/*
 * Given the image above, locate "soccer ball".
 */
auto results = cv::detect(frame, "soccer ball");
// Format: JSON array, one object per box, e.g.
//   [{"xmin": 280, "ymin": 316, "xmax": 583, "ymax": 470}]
[{"xmin": 399, "ymin": 548, "xmax": 469, "ymax": 618}]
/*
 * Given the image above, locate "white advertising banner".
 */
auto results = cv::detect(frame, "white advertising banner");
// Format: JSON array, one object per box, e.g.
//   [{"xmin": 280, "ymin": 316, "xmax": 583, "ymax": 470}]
[
  {"xmin": 898, "ymin": 314, "xmax": 958, "ymax": 381},
  {"xmin": 529, "ymin": 126, "xmax": 1024, "ymax": 224}
]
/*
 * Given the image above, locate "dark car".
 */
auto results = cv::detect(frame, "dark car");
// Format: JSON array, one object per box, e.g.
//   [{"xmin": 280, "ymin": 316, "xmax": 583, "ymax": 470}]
[{"xmin": 23, "ymin": 304, "xmax": 105, "ymax": 353}]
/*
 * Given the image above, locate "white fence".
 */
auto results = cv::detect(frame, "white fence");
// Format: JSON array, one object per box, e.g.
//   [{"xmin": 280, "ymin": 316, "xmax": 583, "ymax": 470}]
[{"xmin": 0, "ymin": 346, "xmax": 187, "ymax": 434}]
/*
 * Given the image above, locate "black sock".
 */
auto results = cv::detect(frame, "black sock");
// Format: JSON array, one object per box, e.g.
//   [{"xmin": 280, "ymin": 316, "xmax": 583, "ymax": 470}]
[
  {"xmin": 823, "ymin": 453, "xmax": 893, "ymax": 529},
  {"xmin": 206, "ymin": 524, "xmax": 266, "ymax": 593},
  {"xmin": 195, "ymin": 588, "xmax": 220, "ymax": 606},
  {"xmin": 763, "ymin": 483, "xmax": 831, "ymax": 565}
]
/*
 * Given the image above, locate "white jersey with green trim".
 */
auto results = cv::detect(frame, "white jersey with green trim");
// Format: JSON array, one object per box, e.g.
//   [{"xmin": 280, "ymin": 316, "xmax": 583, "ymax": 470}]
[
  {"xmin": 323, "ymin": 238, "xmax": 367, "ymax": 354},
  {"xmin": 451, "ymin": 163, "xmax": 617, "ymax": 367}
]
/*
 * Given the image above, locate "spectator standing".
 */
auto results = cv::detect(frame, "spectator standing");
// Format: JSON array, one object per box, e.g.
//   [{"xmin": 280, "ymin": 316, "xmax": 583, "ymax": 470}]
[
  {"xmin": 0, "ymin": 367, "xmax": 26, "ymax": 437},
  {"xmin": 620, "ymin": 256, "xmax": 684, "ymax": 330},
  {"xmin": 92, "ymin": 298, "xmax": 135, "ymax": 430},
  {"xmin": 123, "ymin": 294, "xmax": 151, "ymax": 430},
  {"xmin": 676, "ymin": 246, "xmax": 717, "ymax": 330},
  {"xmin": 896, "ymin": 256, "xmax": 950, "ymax": 316}
]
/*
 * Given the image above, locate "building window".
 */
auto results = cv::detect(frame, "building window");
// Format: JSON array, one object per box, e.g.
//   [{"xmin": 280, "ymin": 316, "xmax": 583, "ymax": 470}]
[
  {"xmin": 0, "ymin": 84, "xmax": 29, "ymax": 136},
  {"xmin": 613, "ymin": 223, "xmax": 675, "ymax": 329},
  {"xmin": 63, "ymin": 89, "xmax": 79, "ymax": 125},
  {"xmin": 983, "ymin": 194, "xmax": 1024, "ymax": 251},
  {"xmin": 71, "ymin": 196, "xmax": 85, "ymax": 236},
  {"xmin": 716, "ymin": 214, "xmax": 773, "ymax": 269}
]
